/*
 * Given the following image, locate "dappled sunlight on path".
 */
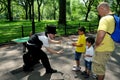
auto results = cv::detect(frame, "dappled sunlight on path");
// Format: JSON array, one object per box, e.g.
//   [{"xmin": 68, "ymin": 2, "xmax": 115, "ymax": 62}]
[{"xmin": 0, "ymin": 35, "xmax": 120, "ymax": 80}]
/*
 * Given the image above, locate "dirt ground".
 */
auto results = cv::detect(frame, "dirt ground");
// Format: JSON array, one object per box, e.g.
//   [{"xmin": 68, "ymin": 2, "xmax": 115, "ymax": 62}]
[{"xmin": 0, "ymin": 34, "xmax": 120, "ymax": 80}]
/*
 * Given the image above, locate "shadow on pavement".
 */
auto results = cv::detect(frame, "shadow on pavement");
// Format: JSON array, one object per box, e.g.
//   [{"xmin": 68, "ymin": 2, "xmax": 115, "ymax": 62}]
[
  {"xmin": 0, "ymin": 36, "xmax": 120, "ymax": 80},
  {"xmin": 27, "ymin": 71, "xmax": 52, "ymax": 80},
  {"xmin": 10, "ymin": 64, "xmax": 44, "ymax": 80}
]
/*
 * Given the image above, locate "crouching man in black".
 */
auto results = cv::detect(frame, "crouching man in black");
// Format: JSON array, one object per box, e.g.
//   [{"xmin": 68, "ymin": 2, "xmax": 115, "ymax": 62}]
[{"xmin": 23, "ymin": 25, "xmax": 63, "ymax": 74}]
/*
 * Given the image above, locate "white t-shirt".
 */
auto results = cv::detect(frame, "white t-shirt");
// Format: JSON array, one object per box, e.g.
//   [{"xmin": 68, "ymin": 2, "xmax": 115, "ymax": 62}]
[
  {"xmin": 84, "ymin": 46, "xmax": 94, "ymax": 62},
  {"xmin": 38, "ymin": 35, "xmax": 49, "ymax": 47}
]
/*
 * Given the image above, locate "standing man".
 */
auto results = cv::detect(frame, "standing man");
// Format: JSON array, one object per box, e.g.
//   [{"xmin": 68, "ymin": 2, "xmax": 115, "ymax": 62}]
[
  {"xmin": 92, "ymin": 2, "xmax": 115, "ymax": 80},
  {"xmin": 23, "ymin": 25, "xmax": 63, "ymax": 74}
]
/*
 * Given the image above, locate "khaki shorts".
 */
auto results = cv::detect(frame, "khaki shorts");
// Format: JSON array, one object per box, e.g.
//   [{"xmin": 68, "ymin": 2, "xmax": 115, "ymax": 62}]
[{"xmin": 92, "ymin": 51, "xmax": 112, "ymax": 75}]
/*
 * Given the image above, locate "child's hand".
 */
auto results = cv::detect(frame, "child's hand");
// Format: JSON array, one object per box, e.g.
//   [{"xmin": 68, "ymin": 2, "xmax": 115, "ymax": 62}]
[
  {"xmin": 58, "ymin": 40, "xmax": 62, "ymax": 44},
  {"xmin": 83, "ymin": 54, "xmax": 86, "ymax": 58},
  {"xmin": 57, "ymin": 49, "xmax": 64, "ymax": 54},
  {"xmin": 72, "ymin": 43, "xmax": 76, "ymax": 46}
]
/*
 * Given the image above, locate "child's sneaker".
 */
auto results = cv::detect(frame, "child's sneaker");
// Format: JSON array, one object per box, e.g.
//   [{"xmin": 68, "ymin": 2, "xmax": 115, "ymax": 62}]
[
  {"xmin": 72, "ymin": 65, "xmax": 81, "ymax": 71},
  {"xmin": 84, "ymin": 74, "xmax": 89, "ymax": 78},
  {"xmin": 73, "ymin": 65, "xmax": 77, "ymax": 68},
  {"xmin": 92, "ymin": 74, "xmax": 97, "ymax": 79},
  {"xmin": 81, "ymin": 71, "xmax": 87, "ymax": 75}
]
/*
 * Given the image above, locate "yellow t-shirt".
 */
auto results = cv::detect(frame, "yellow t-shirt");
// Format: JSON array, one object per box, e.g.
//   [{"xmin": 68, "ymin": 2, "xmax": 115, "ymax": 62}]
[
  {"xmin": 75, "ymin": 34, "xmax": 86, "ymax": 53},
  {"xmin": 95, "ymin": 15, "xmax": 115, "ymax": 52}
]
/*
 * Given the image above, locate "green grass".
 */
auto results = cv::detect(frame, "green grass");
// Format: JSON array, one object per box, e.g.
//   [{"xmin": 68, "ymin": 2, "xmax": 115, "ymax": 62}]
[{"xmin": 0, "ymin": 20, "xmax": 98, "ymax": 44}]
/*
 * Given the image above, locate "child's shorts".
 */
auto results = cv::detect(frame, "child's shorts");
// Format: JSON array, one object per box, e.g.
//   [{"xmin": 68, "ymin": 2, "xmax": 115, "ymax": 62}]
[
  {"xmin": 74, "ymin": 51, "xmax": 82, "ymax": 60},
  {"xmin": 84, "ymin": 60, "xmax": 92, "ymax": 71}
]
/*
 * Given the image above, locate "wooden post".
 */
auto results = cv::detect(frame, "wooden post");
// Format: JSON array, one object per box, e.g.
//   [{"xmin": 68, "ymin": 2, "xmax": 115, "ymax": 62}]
[{"xmin": 65, "ymin": 24, "xmax": 67, "ymax": 35}]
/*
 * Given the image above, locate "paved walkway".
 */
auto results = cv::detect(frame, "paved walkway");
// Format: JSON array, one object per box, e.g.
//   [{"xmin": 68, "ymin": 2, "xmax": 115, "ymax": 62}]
[{"xmin": 0, "ymin": 35, "xmax": 120, "ymax": 80}]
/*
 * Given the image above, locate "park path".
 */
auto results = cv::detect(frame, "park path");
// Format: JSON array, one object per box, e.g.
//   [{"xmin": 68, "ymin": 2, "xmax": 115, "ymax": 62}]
[{"xmin": 0, "ymin": 34, "xmax": 120, "ymax": 80}]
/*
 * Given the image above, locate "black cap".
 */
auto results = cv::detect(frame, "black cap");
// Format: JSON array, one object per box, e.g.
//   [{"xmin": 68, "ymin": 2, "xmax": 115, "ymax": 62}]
[{"xmin": 46, "ymin": 25, "xmax": 57, "ymax": 34}]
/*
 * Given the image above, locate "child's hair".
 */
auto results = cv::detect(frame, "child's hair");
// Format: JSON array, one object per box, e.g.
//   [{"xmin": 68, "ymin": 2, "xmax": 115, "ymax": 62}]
[
  {"xmin": 78, "ymin": 27, "xmax": 85, "ymax": 33},
  {"xmin": 86, "ymin": 36, "xmax": 95, "ymax": 45}
]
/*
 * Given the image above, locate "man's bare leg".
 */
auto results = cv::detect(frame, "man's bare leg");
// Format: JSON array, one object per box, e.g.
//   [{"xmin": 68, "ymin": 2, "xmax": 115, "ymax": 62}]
[{"xmin": 97, "ymin": 75, "xmax": 105, "ymax": 80}]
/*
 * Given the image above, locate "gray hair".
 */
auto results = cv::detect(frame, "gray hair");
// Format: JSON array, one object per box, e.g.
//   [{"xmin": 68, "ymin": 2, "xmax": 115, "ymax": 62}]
[{"xmin": 97, "ymin": 2, "xmax": 110, "ymax": 10}]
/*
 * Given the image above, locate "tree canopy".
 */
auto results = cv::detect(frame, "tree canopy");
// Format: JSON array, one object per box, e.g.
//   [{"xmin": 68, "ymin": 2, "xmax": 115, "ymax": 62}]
[{"xmin": 0, "ymin": 0, "xmax": 120, "ymax": 22}]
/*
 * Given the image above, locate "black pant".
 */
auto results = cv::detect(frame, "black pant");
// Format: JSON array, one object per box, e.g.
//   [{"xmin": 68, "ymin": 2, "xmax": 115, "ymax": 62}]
[{"xmin": 26, "ymin": 44, "xmax": 52, "ymax": 71}]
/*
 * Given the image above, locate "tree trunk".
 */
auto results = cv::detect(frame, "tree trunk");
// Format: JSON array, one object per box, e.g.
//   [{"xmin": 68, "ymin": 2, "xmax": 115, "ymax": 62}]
[
  {"xmin": 84, "ymin": 0, "xmax": 94, "ymax": 21},
  {"xmin": 28, "ymin": 2, "xmax": 32, "ymax": 20},
  {"xmin": 7, "ymin": 0, "xmax": 13, "ymax": 21},
  {"xmin": 37, "ymin": 0, "xmax": 42, "ymax": 22},
  {"xmin": 53, "ymin": 0, "xmax": 57, "ymax": 20},
  {"xmin": 53, "ymin": 10, "xmax": 56, "ymax": 20},
  {"xmin": 25, "ymin": 7, "xmax": 28, "ymax": 20},
  {"xmin": 85, "ymin": 7, "xmax": 91, "ymax": 21},
  {"xmin": 31, "ymin": 0, "xmax": 35, "ymax": 34},
  {"xmin": 58, "ymin": 0, "xmax": 66, "ymax": 26},
  {"xmin": 25, "ymin": 1, "xmax": 29, "ymax": 20},
  {"xmin": 38, "ymin": 6, "xmax": 41, "ymax": 21}
]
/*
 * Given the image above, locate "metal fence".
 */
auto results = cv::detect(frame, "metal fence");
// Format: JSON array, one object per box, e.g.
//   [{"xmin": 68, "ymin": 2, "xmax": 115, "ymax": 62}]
[{"xmin": 0, "ymin": 23, "xmax": 98, "ymax": 44}]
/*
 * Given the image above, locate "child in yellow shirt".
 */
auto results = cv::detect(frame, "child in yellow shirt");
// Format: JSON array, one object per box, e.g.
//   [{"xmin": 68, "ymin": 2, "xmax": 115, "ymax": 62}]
[{"xmin": 72, "ymin": 27, "xmax": 86, "ymax": 71}]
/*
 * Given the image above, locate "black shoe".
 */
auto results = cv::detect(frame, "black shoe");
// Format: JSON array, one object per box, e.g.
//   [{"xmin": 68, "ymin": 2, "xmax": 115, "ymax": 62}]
[
  {"xmin": 23, "ymin": 65, "xmax": 34, "ymax": 72},
  {"xmin": 33, "ymin": 61, "xmax": 40, "ymax": 66},
  {"xmin": 23, "ymin": 50, "xmax": 26, "ymax": 53},
  {"xmin": 23, "ymin": 68, "xmax": 34, "ymax": 72},
  {"xmin": 81, "ymin": 71, "xmax": 87, "ymax": 75},
  {"xmin": 46, "ymin": 69, "xmax": 57, "ymax": 74}
]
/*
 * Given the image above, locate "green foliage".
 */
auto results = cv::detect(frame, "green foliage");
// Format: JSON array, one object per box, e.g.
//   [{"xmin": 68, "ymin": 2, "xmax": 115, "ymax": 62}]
[
  {"xmin": 0, "ymin": 20, "xmax": 98, "ymax": 44},
  {"xmin": 0, "ymin": 0, "xmax": 102, "ymax": 44},
  {"xmin": 0, "ymin": 20, "xmax": 58, "ymax": 43},
  {"xmin": 0, "ymin": 0, "xmax": 120, "ymax": 21},
  {"xmin": 0, "ymin": 20, "xmax": 31, "ymax": 43}
]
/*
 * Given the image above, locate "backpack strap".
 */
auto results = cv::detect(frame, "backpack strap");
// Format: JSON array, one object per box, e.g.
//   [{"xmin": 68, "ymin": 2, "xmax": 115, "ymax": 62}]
[
  {"xmin": 106, "ymin": 14, "xmax": 115, "ymax": 35},
  {"xmin": 107, "ymin": 32, "xmax": 111, "ymax": 35}
]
